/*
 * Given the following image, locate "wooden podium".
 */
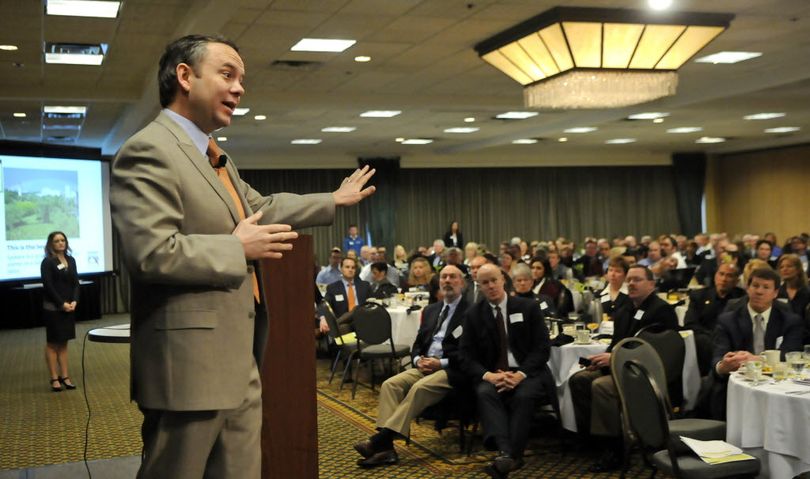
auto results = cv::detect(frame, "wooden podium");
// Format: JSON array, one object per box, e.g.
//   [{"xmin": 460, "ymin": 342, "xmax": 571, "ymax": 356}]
[{"xmin": 258, "ymin": 235, "xmax": 318, "ymax": 479}]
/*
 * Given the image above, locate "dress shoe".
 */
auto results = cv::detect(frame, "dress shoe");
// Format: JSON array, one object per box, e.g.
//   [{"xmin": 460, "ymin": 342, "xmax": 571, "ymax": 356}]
[
  {"xmin": 484, "ymin": 464, "xmax": 508, "ymax": 479},
  {"xmin": 353, "ymin": 439, "xmax": 375, "ymax": 459},
  {"xmin": 50, "ymin": 378, "xmax": 62, "ymax": 392},
  {"xmin": 588, "ymin": 449, "xmax": 621, "ymax": 473},
  {"xmin": 493, "ymin": 453, "xmax": 515, "ymax": 474},
  {"xmin": 59, "ymin": 376, "xmax": 76, "ymax": 390},
  {"xmin": 357, "ymin": 449, "xmax": 398, "ymax": 468}
]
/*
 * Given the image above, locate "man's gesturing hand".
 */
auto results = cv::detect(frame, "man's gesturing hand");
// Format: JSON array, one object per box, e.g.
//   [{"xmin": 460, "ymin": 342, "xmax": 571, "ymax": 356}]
[
  {"xmin": 233, "ymin": 211, "xmax": 299, "ymax": 260},
  {"xmin": 333, "ymin": 165, "xmax": 376, "ymax": 206}
]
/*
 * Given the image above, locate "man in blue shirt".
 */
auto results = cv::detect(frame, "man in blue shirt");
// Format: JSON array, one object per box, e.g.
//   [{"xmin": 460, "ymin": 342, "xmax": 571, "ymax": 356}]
[
  {"xmin": 343, "ymin": 224, "xmax": 364, "ymax": 257},
  {"xmin": 316, "ymin": 247, "xmax": 343, "ymax": 285}
]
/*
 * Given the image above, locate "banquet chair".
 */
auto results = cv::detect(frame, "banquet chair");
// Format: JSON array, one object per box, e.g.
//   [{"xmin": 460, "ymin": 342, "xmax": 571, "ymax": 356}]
[
  {"xmin": 619, "ymin": 359, "xmax": 760, "ymax": 479},
  {"xmin": 351, "ymin": 302, "xmax": 411, "ymax": 399},
  {"xmin": 319, "ymin": 301, "xmax": 357, "ymax": 388},
  {"xmin": 612, "ymin": 338, "xmax": 727, "ymax": 478},
  {"xmin": 635, "ymin": 326, "xmax": 686, "ymax": 409},
  {"xmin": 413, "ymin": 385, "xmax": 478, "ymax": 453}
]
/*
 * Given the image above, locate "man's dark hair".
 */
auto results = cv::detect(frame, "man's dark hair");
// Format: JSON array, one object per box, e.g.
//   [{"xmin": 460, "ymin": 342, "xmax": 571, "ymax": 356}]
[
  {"xmin": 748, "ymin": 267, "xmax": 781, "ymax": 288},
  {"xmin": 628, "ymin": 264, "xmax": 654, "ymax": 280},
  {"xmin": 340, "ymin": 257, "xmax": 358, "ymax": 269},
  {"xmin": 755, "ymin": 239, "xmax": 773, "ymax": 251},
  {"xmin": 370, "ymin": 262, "xmax": 388, "ymax": 274},
  {"xmin": 158, "ymin": 34, "xmax": 239, "ymax": 108},
  {"xmin": 482, "ymin": 253, "xmax": 499, "ymax": 265}
]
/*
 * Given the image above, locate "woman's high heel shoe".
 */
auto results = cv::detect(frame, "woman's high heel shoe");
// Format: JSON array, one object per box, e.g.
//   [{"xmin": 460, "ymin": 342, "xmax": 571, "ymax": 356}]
[
  {"xmin": 51, "ymin": 378, "xmax": 63, "ymax": 392},
  {"xmin": 59, "ymin": 376, "xmax": 76, "ymax": 390}
]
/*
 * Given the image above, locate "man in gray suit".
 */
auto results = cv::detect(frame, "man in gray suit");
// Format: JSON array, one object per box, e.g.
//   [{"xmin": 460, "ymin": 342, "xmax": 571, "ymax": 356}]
[{"xmin": 111, "ymin": 34, "xmax": 375, "ymax": 478}]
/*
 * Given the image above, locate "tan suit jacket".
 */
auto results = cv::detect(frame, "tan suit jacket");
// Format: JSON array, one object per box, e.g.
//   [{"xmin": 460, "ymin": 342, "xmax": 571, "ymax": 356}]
[{"xmin": 111, "ymin": 112, "xmax": 334, "ymax": 411}]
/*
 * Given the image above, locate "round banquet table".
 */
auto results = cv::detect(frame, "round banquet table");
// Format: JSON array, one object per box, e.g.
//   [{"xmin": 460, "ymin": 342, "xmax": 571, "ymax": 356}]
[
  {"xmin": 385, "ymin": 305, "xmax": 422, "ymax": 349},
  {"xmin": 87, "ymin": 323, "xmax": 131, "ymax": 343}
]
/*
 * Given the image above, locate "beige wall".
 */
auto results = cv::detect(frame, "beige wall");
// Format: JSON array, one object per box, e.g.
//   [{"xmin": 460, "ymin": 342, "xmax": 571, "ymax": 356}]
[{"xmin": 707, "ymin": 144, "xmax": 810, "ymax": 242}]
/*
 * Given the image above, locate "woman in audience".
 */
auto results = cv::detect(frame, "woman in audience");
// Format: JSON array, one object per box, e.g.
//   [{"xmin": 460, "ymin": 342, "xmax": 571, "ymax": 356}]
[
  {"xmin": 392, "ymin": 244, "xmax": 409, "ymax": 274},
  {"xmin": 755, "ymin": 239, "xmax": 777, "ymax": 268},
  {"xmin": 530, "ymin": 256, "xmax": 573, "ymax": 315},
  {"xmin": 442, "ymin": 220, "xmax": 464, "ymax": 248},
  {"xmin": 776, "ymin": 254, "xmax": 810, "ymax": 317},
  {"xmin": 463, "ymin": 241, "xmax": 478, "ymax": 266},
  {"xmin": 499, "ymin": 251, "xmax": 515, "ymax": 275},
  {"xmin": 404, "ymin": 256, "xmax": 433, "ymax": 292},
  {"xmin": 597, "ymin": 257, "xmax": 630, "ymax": 318},
  {"xmin": 511, "ymin": 263, "xmax": 557, "ymax": 317},
  {"xmin": 41, "ymin": 231, "xmax": 79, "ymax": 392}
]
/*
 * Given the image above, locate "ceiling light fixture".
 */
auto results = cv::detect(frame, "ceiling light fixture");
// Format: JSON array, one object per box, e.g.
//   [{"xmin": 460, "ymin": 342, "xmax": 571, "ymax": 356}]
[
  {"xmin": 395, "ymin": 137, "xmax": 405, "ymax": 142},
  {"xmin": 13, "ymin": 112, "xmax": 26, "ymax": 118},
  {"xmin": 512, "ymin": 139, "xmax": 538, "ymax": 144},
  {"xmin": 694, "ymin": 51, "xmax": 761, "ymax": 64},
  {"xmin": 354, "ymin": 56, "xmax": 371, "ymax": 62},
  {"xmin": 647, "ymin": 0, "xmax": 673, "ymax": 11},
  {"xmin": 321, "ymin": 127, "xmax": 356, "ymax": 133},
  {"xmin": 43, "ymin": 106, "xmax": 87, "ymax": 114},
  {"xmin": 564, "ymin": 126, "xmax": 597, "ymax": 133},
  {"xmin": 743, "ymin": 112, "xmax": 785, "ymax": 120},
  {"xmin": 291, "ymin": 38, "xmax": 356, "ymax": 53},
  {"xmin": 232, "ymin": 108, "xmax": 250, "ymax": 116},
  {"xmin": 495, "ymin": 111, "xmax": 538, "ymax": 120},
  {"xmin": 476, "ymin": 6, "xmax": 733, "ymax": 109},
  {"xmin": 558, "ymin": 137, "xmax": 568, "ymax": 142},
  {"xmin": 291, "ymin": 139, "xmax": 322, "ymax": 144},
  {"xmin": 666, "ymin": 126, "xmax": 703, "ymax": 133},
  {"xmin": 628, "ymin": 112, "xmax": 670, "ymax": 120},
  {"xmin": 44, "ymin": 42, "xmax": 107, "ymax": 65},
  {"xmin": 653, "ymin": 118, "xmax": 665, "ymax": 123},
  {"xmin": 46, "ymin": 0, "xmax": 121, "ymax": 18},
  {"xmin": 444, "ymin": 127, "xmax": 480, "ymax": 133},
  {"xmin": 217, "ymin": 136, "xmax": 228, "ymax": 142},
  {"xmin": 464, "ymin": 117, "xmax": 476, "ymax": 123},
  {"xmin": 401, "ymin": 138, "xmax": 433, "ymax": 145},
  {"xmin": 0, "ymin": 45, "xmax": 19, "ymax": 51},
  {"xmin": 695, "ymin": 136, "xmax": 725, "ymax": 143},
  {"xmin": 254, "ymin": 115, "xmax": 267, "ymax": 120},
  {"xmin": 764, "ymin": 127, "xmax": 801, "ymax": 134},
  {"xmin": 606, "ymin": 138, "xmax": 637, "ymax": 144},
  {"xmin": 360, "ymin": 110, "xmax": 401, "ymax": 118}
]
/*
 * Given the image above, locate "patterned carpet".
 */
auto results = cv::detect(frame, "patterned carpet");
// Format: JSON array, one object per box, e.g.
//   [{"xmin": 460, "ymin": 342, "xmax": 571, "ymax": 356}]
[{"xmin": 1, "ymin": 316, "xmax": 668, "ymax": 478}]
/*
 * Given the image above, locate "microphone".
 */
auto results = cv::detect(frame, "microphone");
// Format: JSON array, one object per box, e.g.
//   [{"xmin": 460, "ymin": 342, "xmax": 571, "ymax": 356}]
[{"xmin": 214, "ymin": 154, "xmax": 228, "ymax": 168}]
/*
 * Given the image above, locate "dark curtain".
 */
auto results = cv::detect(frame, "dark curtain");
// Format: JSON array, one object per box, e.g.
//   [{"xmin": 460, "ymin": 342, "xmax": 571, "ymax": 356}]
[
  {"xmin": 671, "ymin": 153, "xmax": 706, "ymax": 237},
  {"xmin": 358, "ymin": 157, "xmax": 400, "ymax": 256}
]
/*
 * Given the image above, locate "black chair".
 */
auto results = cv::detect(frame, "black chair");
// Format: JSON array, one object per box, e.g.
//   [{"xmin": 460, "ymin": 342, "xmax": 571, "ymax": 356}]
[
  {"xmin": 414, "ymin": 385, "xmax": 478, "ymax": 453},
  {"xmin": 613, "ymin": 338, "xmax": 730, "ymax": 478},
  {"xmin": 351, "ymin": 302, "xmax": 411, "ymax": 399},
  {"xmin": 635, "ymin": 326, "xmax": 686, "ymax": 409},
  {"xmin": 619, "ymin": 359, "xmax": 760, "ymax": 479},
  {"xmin": 318, "ymin": 301, "xmax": 357, "ymax": 389}
]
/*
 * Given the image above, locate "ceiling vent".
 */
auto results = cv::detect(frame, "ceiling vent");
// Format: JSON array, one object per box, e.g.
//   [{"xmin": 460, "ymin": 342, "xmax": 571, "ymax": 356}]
[{"xmin": 270, "ymin": 60, "xmax": 322, "ymax": 71}]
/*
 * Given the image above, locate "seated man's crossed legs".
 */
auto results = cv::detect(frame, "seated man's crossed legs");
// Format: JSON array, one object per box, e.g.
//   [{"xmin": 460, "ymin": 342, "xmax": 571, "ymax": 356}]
[{"xmin": 569, "ymin": 369, "xmax": 623, "ymax": 472}]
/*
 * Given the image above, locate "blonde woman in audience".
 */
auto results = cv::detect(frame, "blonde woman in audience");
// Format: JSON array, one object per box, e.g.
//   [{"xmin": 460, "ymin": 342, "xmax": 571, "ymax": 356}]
[
  {"xmin": 463, "ymin": 242, "xmax": 479, "ymax": 265},
  {"xmin": 392, "ymin": 244, "xmax": 409, "ymax": 274},
  {"xmin": 405, "ymin": 257, "xmax": 434, "ymax": 292},
  {"xmin": 777, "ymin": 254, "xmax": 810, "ymax": 317}
]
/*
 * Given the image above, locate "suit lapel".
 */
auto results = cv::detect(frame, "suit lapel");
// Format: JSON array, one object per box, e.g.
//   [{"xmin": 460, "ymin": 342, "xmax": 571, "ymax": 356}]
[
  {"xmin": 764, "ymin": 308, "xmax": 783, "ymax": 348},
  {"xmin": 737, "ymin": 308, "xmax": 754, "ymax": 351}
]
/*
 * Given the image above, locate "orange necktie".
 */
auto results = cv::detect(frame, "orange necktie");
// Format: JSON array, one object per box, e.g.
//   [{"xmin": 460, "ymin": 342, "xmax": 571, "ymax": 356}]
[
  {"xmin": 347, "ymin": 282, "xmax": 356, "ymax": 311},
  {"xmin": 207, "ymin": 138, "xmax": 261, "ymax": 303}
]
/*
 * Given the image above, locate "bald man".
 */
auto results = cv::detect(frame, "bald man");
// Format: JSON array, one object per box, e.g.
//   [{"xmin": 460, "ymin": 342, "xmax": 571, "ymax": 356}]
[{"xmin": 459, "ymin": 264, "xmax": 552, "ymax": 478}]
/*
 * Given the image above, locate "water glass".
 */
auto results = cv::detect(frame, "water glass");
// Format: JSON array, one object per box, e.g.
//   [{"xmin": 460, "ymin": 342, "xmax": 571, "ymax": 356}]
[
  {"xmin": 786, "ymin": 352, "xmax": 805, "ymax": 378},
  {"xmin": 744, "ymin": 359, "xmax": 763, "ymax": 385},
  {"xmin": 773, "ymin": 362, "xmax": 788, "ymax": 382},
  {"xmin": 576, "ymin": 329, "xmax": 591, "ymax": 344}
]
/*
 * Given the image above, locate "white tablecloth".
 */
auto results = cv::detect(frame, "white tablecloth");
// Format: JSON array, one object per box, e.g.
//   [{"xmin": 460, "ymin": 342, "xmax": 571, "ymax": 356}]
[
  {"xmin": 553, "ymin": 331, "xmax": 701, "ymax": 432},
  {"xmin": 726, "ymin": 374, "xmax": 810, "ymax": 479},
  {"xmin": 386, "ymin": 306, "xmax": 422, "ymax": 349}
]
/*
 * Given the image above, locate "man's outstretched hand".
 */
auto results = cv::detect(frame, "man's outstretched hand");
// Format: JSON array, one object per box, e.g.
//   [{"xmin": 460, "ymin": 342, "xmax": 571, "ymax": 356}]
[{"xmin": 333, "ymin": 165, "xmax": 376, "ymax": 206}]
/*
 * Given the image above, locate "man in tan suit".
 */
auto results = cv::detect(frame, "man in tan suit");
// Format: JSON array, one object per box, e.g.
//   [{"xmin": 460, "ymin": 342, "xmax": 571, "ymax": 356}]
[{"xmin": 111, "ymin": 34, "xmax": 375, "ymax": 479}]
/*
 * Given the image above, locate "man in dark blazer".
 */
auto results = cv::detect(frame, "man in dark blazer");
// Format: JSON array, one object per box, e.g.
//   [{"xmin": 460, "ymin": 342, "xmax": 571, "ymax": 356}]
[
  {"xmin": 682, "ymin": 262, "xmax": 746, "ymax": 375},
  {"xmin": 569, "ymin": 264, "xmax": 678, "ymax": 472},
  {"xmin": 353, "ymin": 265, "xmax": 469, "ymax": 467},
  {"xmin": 463, "ymin": 255, "xmax": 487, "ymax": 305},
  {"xmin": 324, "ymin": 257, "xmax": 371, "ymax": 331},
  {"xmin": 460, "ymin": 264, "xmax": 552, "ymax": 478},
  {"xmin": 111, "ymin": 35, "xmax": 375, "ymax": 478},
  {"xmin": 709, "ymin": 267, "xmax": 804, "ymax": 419}
]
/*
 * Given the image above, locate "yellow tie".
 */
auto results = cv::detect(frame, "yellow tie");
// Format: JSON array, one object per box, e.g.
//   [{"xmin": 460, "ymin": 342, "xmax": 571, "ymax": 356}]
[
  {"xmin": 347, "ymin": 282, "xmax": 356, "ymax": 311},
  {"xmin": 207, "ymin": 138, "xmax": 261, "ymax": 304}
]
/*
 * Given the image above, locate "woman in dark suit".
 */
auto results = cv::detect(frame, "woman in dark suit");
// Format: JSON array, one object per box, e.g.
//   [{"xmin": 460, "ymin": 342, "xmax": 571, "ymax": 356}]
[
  {"xmin": 777, "ymin": 254, "xmax": 810, "ymax": 317},
  {"xmin": 530, "ymin": 256, "xmax": 573, "ymax": 315},
  {"xmin": 41, "ymin": 231, "xmax": 79, "ymax": 392},
  {"xmin": 597, "ymin": 257, "xmax": 631, "ymax": 319},
  {"xmin": 442, "ymin": 221, "xmax": 464, "ymax": 249}
]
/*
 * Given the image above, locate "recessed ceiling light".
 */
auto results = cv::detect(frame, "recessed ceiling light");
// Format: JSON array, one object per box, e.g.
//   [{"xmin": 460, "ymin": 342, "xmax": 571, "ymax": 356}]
[
  {"xmin": 291, "ymin": 139, "xmax": 322, "ymax": 144},
  {"xmin": 232, "ymin": 108, "xmax": 250, "ymax": 116},
  {"xmin": 444, "ymin": 127, "xmax": 479, "ymax": 133},
  {"xmin": 354, "ymin": 55, "xmax": 371, "ymax": 62},
  {"xmin": 495, "ymin": 111, "xmax": 538, "ymax": 120},
  {"xmin": 653, "ymin": 118, "xmax": 665, "ymax": 124},
  {"xmin": 628, "ymin": 112, "xmax": 670, "ymax": 120},
  {"xmin": 216, "ymin": 136, "xmax": 228, "ymax": 142},
  {"xmin": 395, "ymin": 137, "xmax": 405, "ymax": 142},
  {"xmin": 291, "ymin": 38, "xmax": 356, "ymax": 53},
  {"xmin": 667, "ymin": 127, "xmax": 703, "ymax": 134},
  {"xmin": 254, "ymin": 115, "xmax": 266, "ymax": 120},
  {"xmin": 606, "ymin": 138, "xmax": 637, "ymax": 144},
  {"xmin": 46, "ymin": 0, "xmax": 121, "ymax": 18},
  {"xmin": 360, "ymin": 110, "xmax": 401, "ymax": 118},
  {"xmin": 647, "ymin": 0, "xmax": 672, "ymax": 10},
  {"xmin": 401, "ymin": 138, "xmax": 433, "ymax": 145},
  {"xmin": 558, "ymin": 137, "xmax": 568, "ymax": 142},
  {"xmin": 322, "ymin": 126, "xmax": 356, "ymax": 133},
  {"xmin": 764, "ymin": 126, "xmax": 801, "ymax": 134},
  {"xmin": 694, "ymin": 51, "xmax": 762, "ymax": 64},
  {"xmin": 464, "ymin": 117, "xmax": 475, "ymax": 123},
  {"xmin": 0, "ymin": 45, "xmax": 18, "ymax": 51},
  {"xmin": 696, "ymin": 137, "xmax": 726, "ymax": 144},
  {"xmin": 43, "ymin": 106, "xmax": 87, "ymax": 114},
  {"xmin": 564, "ymin": 127, "xmax": 597, "ymax": 133},
  {"xmin": 743, "ymin": 112, "xmax": 786, "ymax": 120},
  {"xmin": 44, "ymin": 42, "xmax": 107, "ymax": 65},
  {"xmin": 13, "ymin": 112, "xmax": 26, "ymax": 118},
  {"xmin": 512, "ymin": 139, "xmax": 538, "ymax": 144}
]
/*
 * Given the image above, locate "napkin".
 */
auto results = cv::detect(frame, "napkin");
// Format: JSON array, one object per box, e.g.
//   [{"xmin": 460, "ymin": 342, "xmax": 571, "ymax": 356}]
[{"xmin": 679, "ymin": 437, "xmax": 756, "ymax": 464}]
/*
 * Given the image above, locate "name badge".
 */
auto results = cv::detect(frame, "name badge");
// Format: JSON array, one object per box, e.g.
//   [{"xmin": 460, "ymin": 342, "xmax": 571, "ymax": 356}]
[
  {"xmin": 634, "ymin": 309, "xmax": 645, "ymax": 321},
  {"xmin": 451, "ymin": 325, "xmax": 463, "ymax": 338},
  {"xmin": 600, "ymin": 295, "xmax": 611, "ymax": 303},
  {"xmin": 57, "ymin": 263, "xmax": 66, "ymax": 270},
  {"xmin": 775, "ymin": 336, "xmax": 784, "ymax": 349},
  {"xmin": 777, "ymin": 298, "xmax": 789, "ymax": 304},
  {"xmin": 335, "ymin": 294, "xmax": 345, "ymax": 302},
  {"xmin": 509, "ymin": 313, "xmax": 524, "ymax": 324},
  {"xmin": 540, "ymin": 301, "xmax": 549, "ymax": 310}
]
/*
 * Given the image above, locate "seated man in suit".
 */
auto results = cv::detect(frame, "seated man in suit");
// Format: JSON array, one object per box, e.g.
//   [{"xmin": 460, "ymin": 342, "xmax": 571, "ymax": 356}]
[
  {"xmin": 463, "ymin": 255, "xmax": 488, "ymax": 305},
  {"xmin": 353, "ymin": 265, "xmax": 469, "ymax": 467},
  {"xmin": 369, "ymin": 262, "xmax": 398, "ymax": 299},
  {"xmin": 460, "ymin": 264, "xmax": 552, "ymax": 478},
  {"xmin": 569, "ymin": 264, "xmax": 678, "ymax": 472},
  {"xmin": 323, "ymin": 257, "xmax": 371, "ymax": 334},
  {"xmin": 682, "ymin": 262, "xmax": 746, "ymax": 375},
  {"xmin": 709, "ymin": 267, "xmax": 804, "ymax": 419}
]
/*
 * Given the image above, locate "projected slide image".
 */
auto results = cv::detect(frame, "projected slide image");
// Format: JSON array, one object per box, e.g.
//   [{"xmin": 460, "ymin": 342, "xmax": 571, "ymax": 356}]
[{"xmin": 3, "ymin": 168, "xmax": 80, "ymax": 240}]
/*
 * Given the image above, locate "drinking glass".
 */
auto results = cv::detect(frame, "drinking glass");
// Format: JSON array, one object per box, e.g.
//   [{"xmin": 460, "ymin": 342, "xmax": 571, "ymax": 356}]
[
  {"xmin": 786, "ymin": 352, "xmax": 805, "ymax": 379},
  {"xmin": 773, "ymin": 362, "xmax": 788, "ymax": 382},
  {"xmin": 744, "ymin": 359, "xmax": 763, "ymax": 385}
]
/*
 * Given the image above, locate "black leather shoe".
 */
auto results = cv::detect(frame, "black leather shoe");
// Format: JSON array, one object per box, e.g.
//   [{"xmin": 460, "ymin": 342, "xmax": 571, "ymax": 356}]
[
  {"xmin": 50, "ymin": 378, "xmax": 62, "ymax": 392},
  {"xmin": 353, "ymin": 439, "xmax": 375, "ymax": 458},
  {"xmin": 357, "ymin": 449, "xmax": 398, "ymax": 468},
  {"xmin": 588, "ymin": 449, "xmax": 621, "ymax": 473},
  {"xmin": 59, "ymin": 376, "xmax": 76, "ymax": 390},
  {"xmin": 484, "ymin": 464, "xmax": 508, "ymax": 479},
  {"xmin": 493, "ymin": 453, "xmax": 515, "ymax": 474}
]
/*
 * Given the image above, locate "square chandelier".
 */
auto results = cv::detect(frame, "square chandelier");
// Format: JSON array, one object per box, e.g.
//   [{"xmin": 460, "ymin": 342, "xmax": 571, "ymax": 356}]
[{"xmin": 475, "ymin": 7, "xmax": 734, "ymax": 109}]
